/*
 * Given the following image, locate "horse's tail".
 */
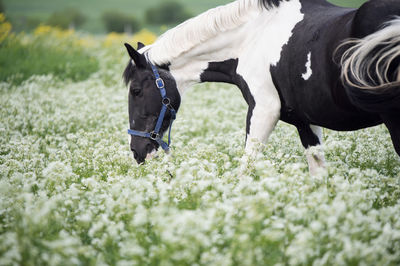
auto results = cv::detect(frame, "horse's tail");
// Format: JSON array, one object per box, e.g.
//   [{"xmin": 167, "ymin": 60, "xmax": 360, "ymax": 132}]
[{"xmin": 339, "ymin": 17, "xmax": 400, "ymax": 114}]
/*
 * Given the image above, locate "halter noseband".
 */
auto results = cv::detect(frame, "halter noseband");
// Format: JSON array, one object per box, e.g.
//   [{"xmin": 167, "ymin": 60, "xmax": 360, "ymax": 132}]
[{"xmin": 127, "ymin": 60, "xmax": 176, "ymax": 152}]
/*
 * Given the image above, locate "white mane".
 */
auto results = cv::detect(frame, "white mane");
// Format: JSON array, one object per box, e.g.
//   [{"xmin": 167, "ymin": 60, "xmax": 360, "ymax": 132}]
[{"xmin": 142, "ymin": 0, "xmax": 263, "ymax": 65}]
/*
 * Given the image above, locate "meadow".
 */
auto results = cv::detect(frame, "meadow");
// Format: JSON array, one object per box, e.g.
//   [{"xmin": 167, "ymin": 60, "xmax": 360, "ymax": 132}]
[{"xmin": 1, "ymin": 11, "xmax": 400, "ymax": 266}]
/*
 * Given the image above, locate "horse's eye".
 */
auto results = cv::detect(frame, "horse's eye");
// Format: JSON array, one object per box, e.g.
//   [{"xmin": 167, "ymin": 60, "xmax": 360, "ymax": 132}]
[{"xmin": 132, "ymin": 89, "xmax": 142, "ymax": 96}]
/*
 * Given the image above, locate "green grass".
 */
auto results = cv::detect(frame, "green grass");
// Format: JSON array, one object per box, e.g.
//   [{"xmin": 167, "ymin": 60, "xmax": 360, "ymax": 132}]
[
  {"xmin": 0, "ymin": 36, "xmax": 98, "ymax": 85},
  {"xmin": 3, "ymin": 0, "xmax": 367, "ymax": 33}
]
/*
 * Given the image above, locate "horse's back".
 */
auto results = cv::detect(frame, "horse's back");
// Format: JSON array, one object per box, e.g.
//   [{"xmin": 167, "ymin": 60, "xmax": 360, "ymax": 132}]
[{"xmin": 352, "ymin": 0, "xmax": 400, "ymax": 38}]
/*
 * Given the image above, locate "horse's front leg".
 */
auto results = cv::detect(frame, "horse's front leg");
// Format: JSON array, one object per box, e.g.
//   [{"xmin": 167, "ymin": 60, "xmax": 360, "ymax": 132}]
[
  {"xmin": 244, "ymin": 85, "xmax": 281, "ymax": 156},
  {"xmin": 238, "ymin": 89, "xmax": 280, "ymax": 175}
]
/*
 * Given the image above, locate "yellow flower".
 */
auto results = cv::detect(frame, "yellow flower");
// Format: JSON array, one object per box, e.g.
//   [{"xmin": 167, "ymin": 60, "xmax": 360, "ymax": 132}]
[
  {"xmin": 34, "ymin": 24, "xmax": 74, "ymax": 40},
  {"xmin": 103, "ymin": 32, "xmax": 127, "ymax": 48},
  {"xmin": 131, "ymin": 29, "xmax": 157, "ymax": 46},
  {"xmin": 54, "ymin": 28, "xmax": 74, "ymax": 39},
  {"xmin": 102, "ymin": 29, "xmax": 157, "ymax": 48},
  {"xmin": 0, "ymin": 13, "xmax": 12, "ymax": 43},
  {"xmin": 74, "ymin": 37, "xmax": 96, "ymax": 49},
  {"xmin": 34, "ymin": 24, "xmax": 53, "ymax": 36}
]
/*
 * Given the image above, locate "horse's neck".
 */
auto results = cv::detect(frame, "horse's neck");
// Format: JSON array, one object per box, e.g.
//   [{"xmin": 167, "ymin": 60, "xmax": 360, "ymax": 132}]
[
  {"xmin": 149, "ymin": 0, "xmax": 303, "ymax": 94},
  {"xmin": 168, "ymin": 24, "xmax": 253, "ymax": 93},
  {"xmin": 142, "ymin": 0, "xmax": 260, "ymax": 93}
]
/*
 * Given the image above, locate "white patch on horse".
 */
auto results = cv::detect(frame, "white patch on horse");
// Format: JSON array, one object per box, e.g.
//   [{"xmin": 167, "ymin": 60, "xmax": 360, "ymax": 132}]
[
  {"xmin": 305, "ymin": 125, "xmax": 326, "ymax": 175},
  {"xmin": 310, "ymin": 124, "xmax": 322, "ymax": 140},
  {"xmin": 142, "ymin": 0, "xmax": 259, "ymax": 65},
  {"xmin": 236, "ymin": 0, "xmax": 304, "ymax": 152},
  {"xmin": 302, "ymin": 52, "xmax": 312, "ymax": 80},
  {"xmin": 146, "ymin": 149, "xmax": 158, "ymax": 160}
]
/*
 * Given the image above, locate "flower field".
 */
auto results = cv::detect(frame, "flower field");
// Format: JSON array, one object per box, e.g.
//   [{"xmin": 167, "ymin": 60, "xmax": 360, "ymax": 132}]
[{"xmin": 1, "ymin": 22, "xmax": 400, "ymax": 265}]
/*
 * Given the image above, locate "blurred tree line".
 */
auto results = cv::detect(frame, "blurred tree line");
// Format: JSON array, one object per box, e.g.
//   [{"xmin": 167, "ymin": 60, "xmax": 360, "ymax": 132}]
[
  {"xmin": 103, "ymin": 1, "xmax": 192, "ymax": 33},
  {"xmin": 47, "ymin": 8, "xmax": 86, "ymax": 29},
  {"xmin": 1, "ymin": 0, "xmax": 192, "ymax": 34},
  {"xmin": 145, "ymin": 2, "xmax": 192, "ymax": 25},
  {"xmin": 1, "ymin": 0, "xmax": 367, "ymax": 34}
]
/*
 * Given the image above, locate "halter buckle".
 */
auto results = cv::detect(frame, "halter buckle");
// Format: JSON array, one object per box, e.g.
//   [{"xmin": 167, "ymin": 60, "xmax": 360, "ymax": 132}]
[
  {"xmin": 162, "ymin": 97, "xmax": 171, "ymax": 107},
  {"xmin": 155, "ymin": 78, "xmax": 165, "ymax": 89},
  {"xmin": 149, "ymin": 131, "xmax": 159, "ymax": 140}
]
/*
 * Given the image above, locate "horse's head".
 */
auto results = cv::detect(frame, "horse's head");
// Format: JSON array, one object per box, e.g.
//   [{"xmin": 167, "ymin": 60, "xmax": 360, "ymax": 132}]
[{"xmin": 123, "ymin": 43, "xmax": 181, "ymax": 164}]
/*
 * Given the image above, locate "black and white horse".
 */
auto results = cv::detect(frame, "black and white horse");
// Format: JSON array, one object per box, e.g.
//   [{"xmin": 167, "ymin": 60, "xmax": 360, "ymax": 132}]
[{"xmin": 123, "ymin": 0, "xmax": 400, "ymax": 174}]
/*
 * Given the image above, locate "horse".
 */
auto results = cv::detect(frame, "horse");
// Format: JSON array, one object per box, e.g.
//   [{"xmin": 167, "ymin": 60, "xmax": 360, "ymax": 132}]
[{"xmin": 123, "ymin": 0, "xmax": 400, "ymax": 174}]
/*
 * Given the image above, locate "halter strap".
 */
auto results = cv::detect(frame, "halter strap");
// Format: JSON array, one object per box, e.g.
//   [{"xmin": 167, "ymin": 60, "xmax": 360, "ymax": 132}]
[{"xmin": 127, "ymin": 58, "xmax": 176, "ymax": 152}]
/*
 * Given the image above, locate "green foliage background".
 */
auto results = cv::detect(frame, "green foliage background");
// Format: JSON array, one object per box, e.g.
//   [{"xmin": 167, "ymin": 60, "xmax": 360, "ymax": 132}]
[
  {"xmin": 145, "ymin": 1, "xmax": 192, "ymax": 25},
  {"xmin": 101, "ymin": 10, "xmax": 141, "ymax": 33},
  {"xmin": 3, "ymin": 0, "xmax": 367, "ymax": 33},
  {"xmin": 0, "ymin": 30, "xmax": 98, "ymax": 84},
  {"xmin": 46, "ymin": 8, "xmax": 86, "ymax": 29}
]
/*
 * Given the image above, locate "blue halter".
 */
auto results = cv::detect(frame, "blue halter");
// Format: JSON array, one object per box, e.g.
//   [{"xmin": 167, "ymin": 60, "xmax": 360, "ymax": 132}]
[{"xmin": 127, "ymin": 60, "xmax": 176, "ymax": 152}]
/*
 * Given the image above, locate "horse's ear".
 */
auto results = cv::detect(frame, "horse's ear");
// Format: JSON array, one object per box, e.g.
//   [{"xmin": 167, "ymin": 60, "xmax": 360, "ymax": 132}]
[
  {"xmin": 137, "ymin": 42, "xmax": 145, "ymax": 50},
  {"xmin": 124, "ymin": 43, "xmax": 147, "ymax": 68}
]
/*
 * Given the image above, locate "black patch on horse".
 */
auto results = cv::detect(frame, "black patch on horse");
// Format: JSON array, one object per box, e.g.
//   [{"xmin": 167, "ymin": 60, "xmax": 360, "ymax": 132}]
[
  {"xmin": 352, "ymin": 0, "xmax": 400, "ymax": 38},
  {"xmin": 270, "ymin": 0, "xmax": 381, "ymax": 131},
  {"xmin": 200, "ymin": 59, "xmax": 255, "ymax": 137}
]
